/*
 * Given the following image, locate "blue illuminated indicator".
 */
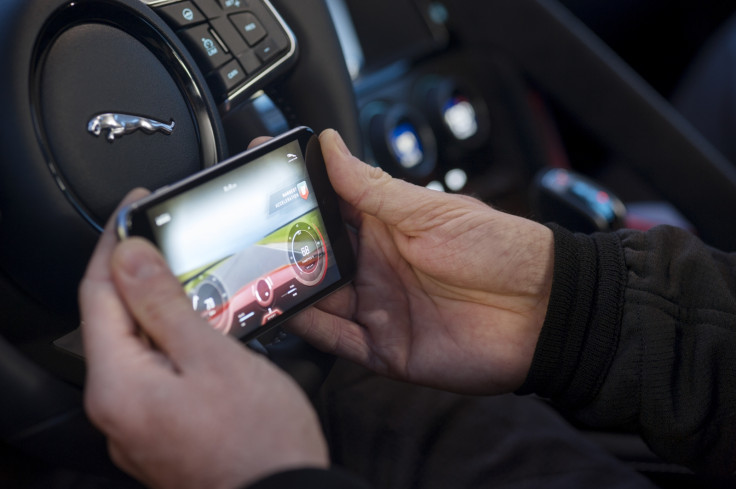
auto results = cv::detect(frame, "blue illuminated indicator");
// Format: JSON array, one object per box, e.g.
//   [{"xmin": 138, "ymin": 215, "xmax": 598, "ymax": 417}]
[{"xmin": 390, "ymin": 122, "xmax": 424, "ymax": 169}]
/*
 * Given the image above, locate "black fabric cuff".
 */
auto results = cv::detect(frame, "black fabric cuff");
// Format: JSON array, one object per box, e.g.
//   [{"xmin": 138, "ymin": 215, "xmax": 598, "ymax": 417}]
[
  {"xmin": 244, "ymin": 467, "xmax": 372, "ymax": 489},
  {"xmin": 518, "ymin": 224, "xmax": 627, "ymax": 409}
]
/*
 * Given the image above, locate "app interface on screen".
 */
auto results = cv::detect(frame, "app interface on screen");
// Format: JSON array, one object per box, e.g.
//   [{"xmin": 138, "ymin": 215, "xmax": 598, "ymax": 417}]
[{"xmin": 146, "ymin": 140, "xmax": 340, "ymax": 338}]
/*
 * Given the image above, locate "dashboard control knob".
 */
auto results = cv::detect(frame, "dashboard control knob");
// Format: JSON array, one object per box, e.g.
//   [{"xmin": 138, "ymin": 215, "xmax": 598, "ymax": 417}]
[
  {"xmin": 366, "ymin": 102, "xmax": 437, "ymax": 180},
  {"xmin": 414, "ymin": 76, "xmax": 489, "ymax": 149}
]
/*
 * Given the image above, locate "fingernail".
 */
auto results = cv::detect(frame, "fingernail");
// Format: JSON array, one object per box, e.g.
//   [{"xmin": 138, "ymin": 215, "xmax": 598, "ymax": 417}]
[{"xmin": 329, "ymin": 129, "xmax": 352, "ymax": 157}]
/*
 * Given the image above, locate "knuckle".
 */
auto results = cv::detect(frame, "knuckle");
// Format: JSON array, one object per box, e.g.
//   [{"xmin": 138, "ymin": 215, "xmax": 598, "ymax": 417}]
[
  {"xmin": 354, "ymin": 165, "xmax": 392, "ymax": 214},
  {"xmin": 365, "ymin": 164, "xmax": 391, "ymax": 183}
]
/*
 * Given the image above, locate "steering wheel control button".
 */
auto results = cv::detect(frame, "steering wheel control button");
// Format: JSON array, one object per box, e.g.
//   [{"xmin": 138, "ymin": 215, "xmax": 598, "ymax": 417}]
[
  {"xmin": 181, "ymin": 24, "xmax": 232, "ymax": 71},
  {"xmin": 255, "ymin": 37, "xmax": 281, "ymax": 62},
  {"xmin": 158, "ymin": 0, "xmax": 296, "ymax": 106},
  {"xmin": 210, "ymin": 17, "xmax": 248, "ymax": 54},
  {"xmin": 190, "ymin": 0, "xmax": 224, "ymax": 18},
  {"xmin": 218, "ymin": 0, "xmax": 249, "ymax": 13},
  {"xmin": 211, "ymin": 59, "xmax": 247, "ymax": 95},
  {"xmin": 158, "ymin": 1, "xmax": 206, "ymax": 29},
  {"xmin": 230, "ymin": 12, "xmax": 267, "ymax": 46},
  {"xmin": 237, "ymin": 50, "xmax": 262, "ymax": 74}
]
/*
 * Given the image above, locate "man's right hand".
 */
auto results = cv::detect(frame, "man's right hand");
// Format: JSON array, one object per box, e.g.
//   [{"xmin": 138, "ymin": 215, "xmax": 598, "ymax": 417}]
[{"xmin": 287, "ymin": 130, "xmax": 555, "ymax": 395}]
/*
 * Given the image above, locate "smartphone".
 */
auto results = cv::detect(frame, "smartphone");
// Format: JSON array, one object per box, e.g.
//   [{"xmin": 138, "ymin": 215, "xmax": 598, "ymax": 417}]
[{"xmin": 117, "ymin": 126, "xmax": 355, "ymax": 342}]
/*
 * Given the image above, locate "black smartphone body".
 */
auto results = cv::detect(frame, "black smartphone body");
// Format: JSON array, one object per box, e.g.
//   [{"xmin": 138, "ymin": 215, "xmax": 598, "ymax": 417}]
[{"xmin": 117, "ymin": 127, "xmax": 355, "ymax": 342}]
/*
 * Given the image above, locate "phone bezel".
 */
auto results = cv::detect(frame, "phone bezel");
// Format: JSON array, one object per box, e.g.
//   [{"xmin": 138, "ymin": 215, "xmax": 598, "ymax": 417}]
[{"xmin": 116, "ymin": 126, "xmax": 356, "ymax": 342}]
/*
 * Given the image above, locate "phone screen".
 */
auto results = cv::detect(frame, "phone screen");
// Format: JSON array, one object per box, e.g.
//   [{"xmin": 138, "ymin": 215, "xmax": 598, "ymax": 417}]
[{"xmin": 119, "ymin": 128, "xmax": 354, "ymax": 341}]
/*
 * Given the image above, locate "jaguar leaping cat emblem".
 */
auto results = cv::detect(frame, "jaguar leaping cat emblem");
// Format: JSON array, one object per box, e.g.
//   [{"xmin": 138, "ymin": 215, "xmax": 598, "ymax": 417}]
[{"xmin": 87, "ymin": 113, "xmax": 176, "ymax": 142}]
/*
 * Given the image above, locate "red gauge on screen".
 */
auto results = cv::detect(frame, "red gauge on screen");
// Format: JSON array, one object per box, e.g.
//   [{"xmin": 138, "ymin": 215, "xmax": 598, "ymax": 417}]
[{"xmin": 287, "ymin": 222, "xmax": 327, "ymax": 286}]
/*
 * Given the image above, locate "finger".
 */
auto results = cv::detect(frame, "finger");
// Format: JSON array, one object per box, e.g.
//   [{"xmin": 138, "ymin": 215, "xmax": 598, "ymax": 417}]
[
  {"xmin": 319, "ymin": 129, "xmax": 439, "ymax": 228},
  {"xmin": 80, "ymin": 188, "xmax": 150, "ymax": 369},
  {"xmin": 248, "ymin": 136, "xmax": 272, "ymax": 149},
  {"xmin": 110, "ymin": 237, "xmax": 219, "ymax": 369},
  {"xmin": 286, "ymin": 304, "xmax": 374, "ymax": 369},
  {"xmin": 310, "ymin": 284, "xmax": 356, "ymax": 319}
]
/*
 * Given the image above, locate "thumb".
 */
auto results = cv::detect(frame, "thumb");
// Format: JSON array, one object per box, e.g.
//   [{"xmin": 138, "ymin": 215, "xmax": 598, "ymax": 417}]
[
  {"xmin": 111, "ymin": 237, "xmax": 214, "ymax": 366},
  {"xmin": 319, "ymin": 129, "xmax": 438, "ymax": 227}
]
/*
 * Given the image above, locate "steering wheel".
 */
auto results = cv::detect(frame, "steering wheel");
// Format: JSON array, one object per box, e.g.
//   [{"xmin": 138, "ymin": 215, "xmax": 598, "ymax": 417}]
[{"xmin": 0, "ymin": 0, "xmax": 358, "ymax": 474}]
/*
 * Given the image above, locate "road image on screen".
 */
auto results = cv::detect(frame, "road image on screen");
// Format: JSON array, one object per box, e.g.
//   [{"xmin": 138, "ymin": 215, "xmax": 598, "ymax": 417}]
[{"xmin": 145, "ymin": 140, "xmax": 341, "ymax": 338}]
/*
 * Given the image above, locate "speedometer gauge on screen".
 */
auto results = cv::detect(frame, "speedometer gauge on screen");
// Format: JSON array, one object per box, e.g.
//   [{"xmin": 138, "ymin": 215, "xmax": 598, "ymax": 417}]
[{"xmin": 117, "ymin": 127, "xmax": 355, "ymax": 341}]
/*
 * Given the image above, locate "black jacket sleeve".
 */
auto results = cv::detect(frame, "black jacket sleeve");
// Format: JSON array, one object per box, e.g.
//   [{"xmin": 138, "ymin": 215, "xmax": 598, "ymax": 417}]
[
  {"xmin": 520, "ymin": 224, "xmax": 736, "ymax": 475},
  {"xmin": 245, "ymin": 468, "xmax": 372, "ymax": 489}
]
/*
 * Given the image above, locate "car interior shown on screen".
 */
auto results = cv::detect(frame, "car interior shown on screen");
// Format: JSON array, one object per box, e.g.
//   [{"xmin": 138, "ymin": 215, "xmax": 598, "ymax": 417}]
[{"xmin": 1, "ymin": 0, "xmax": 735, "ymax": 488}]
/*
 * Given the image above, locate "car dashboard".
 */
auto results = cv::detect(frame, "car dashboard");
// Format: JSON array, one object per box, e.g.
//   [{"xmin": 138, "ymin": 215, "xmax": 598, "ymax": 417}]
[{"xmin": 231, "ymin": 0, "xmax": 544, "ymax": 218}]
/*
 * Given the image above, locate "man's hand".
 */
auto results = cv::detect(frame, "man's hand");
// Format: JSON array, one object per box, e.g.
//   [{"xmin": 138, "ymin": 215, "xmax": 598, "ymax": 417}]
[
  {"xmin": 80, "ymin": 192, "xmax": 328, "ymax": 489},
  {"xmin": 288, "ymin": 130, "xmax": 555, "ymax": 395}
]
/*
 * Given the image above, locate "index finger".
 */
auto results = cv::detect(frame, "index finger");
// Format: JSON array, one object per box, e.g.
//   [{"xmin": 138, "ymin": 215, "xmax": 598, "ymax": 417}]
[{"xmin": 248, "ymin": 136, "xmax": 272, "ymax": 149}]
